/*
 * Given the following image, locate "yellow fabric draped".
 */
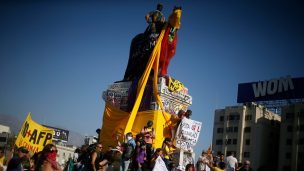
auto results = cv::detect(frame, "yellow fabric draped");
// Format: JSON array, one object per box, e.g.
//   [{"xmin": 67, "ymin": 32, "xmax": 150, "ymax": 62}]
[
  {"xmin": 100, "ymin": 9, "xmax": 183, "ymax": 149},
  {"xmin": 100, "ymin": 103, "xmax": 173, "ymax": 149},
  {"xmin": 124, "ymin": 24, "xmax": 170, "ymax": 135}
]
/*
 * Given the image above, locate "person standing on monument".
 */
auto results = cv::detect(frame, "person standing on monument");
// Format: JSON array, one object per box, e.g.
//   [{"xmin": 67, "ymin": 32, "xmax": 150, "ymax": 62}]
[
  {"xmin": 145, "ymin": 3, "xmax": 165, "ymax": 34},
  {"xmin": 141, "ymin": 120, "xmax": 155, "ymax": 169},
  {"xmin": 121, "ymin": 132, "xmax": 136, "ymax": 171}
]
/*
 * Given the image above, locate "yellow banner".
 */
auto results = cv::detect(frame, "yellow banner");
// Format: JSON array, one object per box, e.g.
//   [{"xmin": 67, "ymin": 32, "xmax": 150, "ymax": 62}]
[{"xmin": 15, "ymin": 113, "xmax": 53, "ymax": 153}]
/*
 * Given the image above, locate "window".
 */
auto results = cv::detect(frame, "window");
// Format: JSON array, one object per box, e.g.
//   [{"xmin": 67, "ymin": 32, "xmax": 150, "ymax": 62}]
[
  {"xmin": 234, "ymin": 127, "xmax": 238, "ymax": 133},
  {"xmin": 235, "ymin": 115, "xmax": 240, "ymax": 120},
  {"xmin": 283, "ymin": 166, "xmax": 291, "ymax": 171},
  {"xmin": 299, "ymin": 110, "xmax": 304, "ymax": 118},
  {"xmin": 226, "ymin": 127, "xmax": 234, "ymax": 133},
  {"xmin": 245, "ymin": 115, "xmax": 252, "ymax": 121},
  {"xmin": 216, "ymin": 139, "xmax": 223, "ymax": 145},
  {"xmin": 287, "ymin": 125, "xmax": 293, "ymax": 132},
  {"xmin": 244, "ymin": 127, "xmax": 251, "ymax": 133},
  {"xmin": 286, "ymin": 139, "xmax": 292, "ymax": 145},
  {"xmin": 217, "ymin": 128, "xmax": 224, "ymax": 133},
  {"xmin": 286, "ymin": 113, "xmax": 294, "ymax": 120},
  {"xmin": 233, "ymin": 139, "xmax": 237, "ymax": 145},
  {"xmin": 285, "ymin": 152, "xmax": 291, "ymax": 159},
  {"xmin": 226, "ymin": 139, "xmax": 232, "ymax": 145},
  {"xmin": 244, "ymin": 152, "xmax": 250, "ymax": 158},
  {"xmin": 245, "ymin": 139, "xmax": 250, "ymax": 145},
  {"xmin": 298, "ymin": 152, "xmax": 304, "ymax": 160},
  {"xmin": 299, "ymin": 124, "xmax": 304, "ymax": 132},
  {"xmin": 220, "ymin": 116, "xmax": 224, "ymax": 122},
  {"xmin": 0, "ymin": 137, "xmax": 6, "ymax": 142}
]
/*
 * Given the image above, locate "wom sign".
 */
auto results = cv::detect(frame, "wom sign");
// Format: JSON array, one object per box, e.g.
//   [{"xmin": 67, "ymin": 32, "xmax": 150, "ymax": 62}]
[{"xmin": 237, "ymin": 76, "xmax": 304, "ymax": 103}]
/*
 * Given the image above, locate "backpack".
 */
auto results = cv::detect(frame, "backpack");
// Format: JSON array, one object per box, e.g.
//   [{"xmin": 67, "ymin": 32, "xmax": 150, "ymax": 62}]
[{"xmin": 123, "ymin": 143, "xmax": 134, "ymax": 160}]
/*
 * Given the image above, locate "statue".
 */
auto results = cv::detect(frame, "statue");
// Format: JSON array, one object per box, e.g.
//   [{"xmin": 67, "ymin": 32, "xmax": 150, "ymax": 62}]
[
  {"xmin": 123, "ymin": 4, "xmax": 166, "ymax": 81},
  {"xmin": 123, "ymin": 5, "xmax": 181, "ymax": 81}
]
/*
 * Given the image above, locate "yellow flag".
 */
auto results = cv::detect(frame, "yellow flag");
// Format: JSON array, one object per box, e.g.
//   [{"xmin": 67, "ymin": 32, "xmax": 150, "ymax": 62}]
[{"xmin": 15, "ymin": 113, "xmax": 54, "ymax": 153}]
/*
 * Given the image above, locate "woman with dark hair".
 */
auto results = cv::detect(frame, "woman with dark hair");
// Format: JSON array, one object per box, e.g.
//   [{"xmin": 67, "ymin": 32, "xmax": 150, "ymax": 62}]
[
  {"xmin": 185, "ymin": 163, "xmax": 195, "ymax": 171},
  {"xmin": 35, "ymin": 144, "xmax": 62, "ymax": 171}
]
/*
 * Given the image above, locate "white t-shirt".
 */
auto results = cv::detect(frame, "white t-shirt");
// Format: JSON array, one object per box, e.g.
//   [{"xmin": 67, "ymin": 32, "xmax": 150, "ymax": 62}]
[
  {"xmin": 225, "ymin": 155, "xmax": 237, "ymax": 171},
  {"xmin": 197, "ymin": 155, "xmax": 208, "ymax": 170}
]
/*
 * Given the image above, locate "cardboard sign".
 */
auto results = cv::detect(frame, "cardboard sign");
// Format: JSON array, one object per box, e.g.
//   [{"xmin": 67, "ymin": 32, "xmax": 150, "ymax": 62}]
[
  {"xmin": 175, "ymin": 118, "xmax": 202, "ymax": 151},
  {"xmin": 15, "ymin": 113, "xmax": 53, "ymax": 153}
]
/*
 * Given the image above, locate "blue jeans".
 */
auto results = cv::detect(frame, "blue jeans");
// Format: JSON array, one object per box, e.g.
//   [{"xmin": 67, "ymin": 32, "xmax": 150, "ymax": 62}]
[{"xmin": 122, "ymin": 159, "xmax": 131, "ymax": 171}]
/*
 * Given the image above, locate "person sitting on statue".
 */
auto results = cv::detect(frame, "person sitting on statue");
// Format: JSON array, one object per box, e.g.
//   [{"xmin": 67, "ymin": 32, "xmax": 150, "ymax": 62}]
[
  {"xmin": 145, "ymin": 3, "xmax": 166, "ymax": 34},
  {"xmin": 145, "ymin": 3, "xmax": 166, "ymax": 49}
]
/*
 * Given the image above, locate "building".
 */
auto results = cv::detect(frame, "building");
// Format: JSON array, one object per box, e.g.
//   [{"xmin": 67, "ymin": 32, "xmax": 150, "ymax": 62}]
[
  {"xmin": 56, "ymin": 144, "xmax": 77, "ymax": 168},
  {"xmin": 0, "ymin": 124, "xmax": 11, "ymax": 147},
  {"xmin": 212, "ymin": 102, "xmax": 281, "ymax": 171},
  {"xmin": 278, "ymin": 103, "xmax": 304, "ymax": 171},
  {"xmin": 84, "ymin": 136, "xmax": 97, "ymax": 145}
]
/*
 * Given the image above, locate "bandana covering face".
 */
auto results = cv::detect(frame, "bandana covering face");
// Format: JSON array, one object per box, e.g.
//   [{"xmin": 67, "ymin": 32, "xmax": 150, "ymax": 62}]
[{"xmin": 46, "ymin": 151, "xmax": 59, "ymax": 170}]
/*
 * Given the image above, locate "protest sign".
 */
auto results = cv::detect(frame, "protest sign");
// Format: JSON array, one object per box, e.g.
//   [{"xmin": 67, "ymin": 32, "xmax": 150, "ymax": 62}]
[
  {"xmin": 15, "ymin": 113, "xmax": 53, "ymax": 153},
  {"xmin": 175, "ymin": 118, "xmax": 202, "ymax": 151}
]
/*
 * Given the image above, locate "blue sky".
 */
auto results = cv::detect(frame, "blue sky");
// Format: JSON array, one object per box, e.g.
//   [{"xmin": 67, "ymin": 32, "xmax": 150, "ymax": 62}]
[{"xmin": 0, "ymin": 0, "xmax": 303, "ymax": 155}]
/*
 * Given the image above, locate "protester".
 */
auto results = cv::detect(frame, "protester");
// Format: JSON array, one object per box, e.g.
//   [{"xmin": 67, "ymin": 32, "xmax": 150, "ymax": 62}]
[
  {"xmin": 196, "ymin": 151, "xmax": 208, "ymax": 171},
  {"xmin": 238, "ymin": 160, "xmax": 253, "ymax": 171},
  {"xmin": 121, "ymin": 132, "xmax": 136, "ymax": 171},
  {"xmin": 34, "ymin": 144, "xmax": 62, "ymax": 171},
  {"xmin": 185, "ymin": 110, "xmax": 192, "ymax": 119},
  {"xmin": 162, "ymin": 138, "xmax": 174, "ymax": 170},
  {"xmin": 89, "ymin": 143, "xmax": 104, "ymax": 171},
  {"xmin": 103, "ymin": 147, "xmax": 122, "ymax": 171},
  {"xmin": 0, "ymin": 147, "xmax": 7, "ymax": 171},
  {"xmin": 135, "ymin": 140, "xmax": 146, "ymax": 171},
  {"xmin": 145, "ymin": 3, "xmax": 165, "ymax": 34},
  {"xmin": 7, "ymin": 146, "xmax": 30, "ymax": 171},
  {"xmin": 185, "ymin": 163, "xmax": 195, "ymax": 171},
  {"xmin": 225, "ymin": 152, "xmax": 238, "ymax": 171},
  {"xmin": 206, "ymin": 161, "xmax": 226, "ymax": 171},
  {"xmin": 141, "ymin": 120, "xmax": 155, "ymax": 168},
  {"xmin": 150, "ymin": 148, "xmax": 163, "ymax": 169}
]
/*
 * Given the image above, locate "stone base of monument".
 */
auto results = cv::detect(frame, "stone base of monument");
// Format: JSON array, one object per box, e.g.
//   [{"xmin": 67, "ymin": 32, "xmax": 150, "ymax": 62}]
[
  {"xmin": 102, "ymin": 77, "xmax": 192, "ymax": 115},
  {"xmin": 171, "ymin": 149, "xmax": 195, "ymax": 171}
]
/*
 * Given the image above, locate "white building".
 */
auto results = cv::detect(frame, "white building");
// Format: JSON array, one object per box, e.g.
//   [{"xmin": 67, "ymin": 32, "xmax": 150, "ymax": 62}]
[
  {"xmin": 278, "ymin": 103, "xmax": 304, "ymax": 171},
  {"xmin": 56, "ymin": 144, "xmax": 77, "ymax": 168},
  {"xmin": 212, "ymin": 103, "xmax": 281, "ymax": 171},
  {"xmin": 0, "ymin": 124, "xmax": 11, "ymax": 147}
]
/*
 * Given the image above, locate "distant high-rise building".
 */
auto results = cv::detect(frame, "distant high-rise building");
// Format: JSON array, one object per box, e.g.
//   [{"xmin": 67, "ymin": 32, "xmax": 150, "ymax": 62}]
[
  {"xmin": 278, "ymin": 103, "xmax": 304, "ymax": 171},
  {"xmin": 212, "ymin": 102, "xmax": 281, "ymax": 171}
]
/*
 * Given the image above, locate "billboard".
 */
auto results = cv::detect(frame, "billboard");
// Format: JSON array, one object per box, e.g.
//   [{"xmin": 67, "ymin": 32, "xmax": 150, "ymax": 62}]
[
  {"xmin": 43, "ymin": 125, "xmax": 69, "ymax": 142},
  {"xmin": 237, "ymin": 76, "xmax": 304, "ymax": 103}
]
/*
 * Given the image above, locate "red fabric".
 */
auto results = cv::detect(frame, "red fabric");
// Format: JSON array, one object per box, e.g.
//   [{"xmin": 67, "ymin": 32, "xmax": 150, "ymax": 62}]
[
  {"xmin": 159, "ymin": 27, "xmax": 177, "ymax": 76},
  {"xmin": 46, "ymin": 152, "xmax": 59, "ymax": 170}
]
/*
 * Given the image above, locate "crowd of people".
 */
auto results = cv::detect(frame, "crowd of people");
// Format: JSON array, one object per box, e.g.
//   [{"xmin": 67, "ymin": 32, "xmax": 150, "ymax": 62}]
[
  {"xmin": 0, "ymin": 116, "xmax": 253, "ymax": 171},
  {"xmin": 0, "ymin": 144, "xmax": 62, "ymax": 171},
  {"xmin": 196, "ymin": 151, "xmax": 253, "ymax": 171}
]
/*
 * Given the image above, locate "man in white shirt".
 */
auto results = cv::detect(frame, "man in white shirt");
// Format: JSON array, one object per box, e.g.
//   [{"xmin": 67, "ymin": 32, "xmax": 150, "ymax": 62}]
[{"xmin": 225, "ymin": 152, "xmax": 238, "ymax": 171}]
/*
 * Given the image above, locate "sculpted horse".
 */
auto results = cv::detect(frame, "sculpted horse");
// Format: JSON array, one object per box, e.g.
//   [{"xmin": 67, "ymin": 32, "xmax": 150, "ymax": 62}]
[{"xmin": 159, "ymin": 7, "xmax": 182, "ymax": 76}]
